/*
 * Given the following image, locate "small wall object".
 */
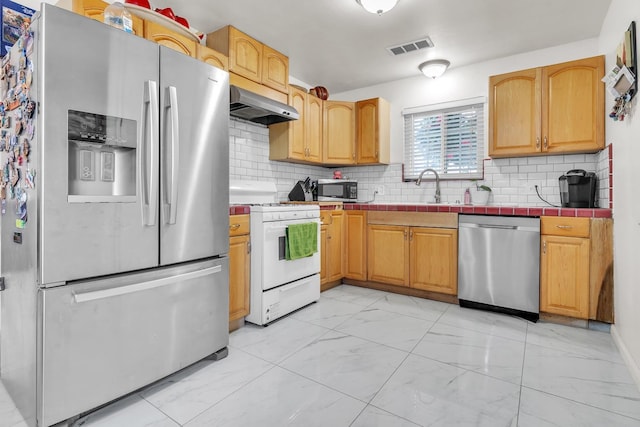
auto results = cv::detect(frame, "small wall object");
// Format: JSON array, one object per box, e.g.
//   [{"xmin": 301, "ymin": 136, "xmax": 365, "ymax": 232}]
[{"xmin": 604, "ymin": 21, "xmax": 637, "ymax": 121}]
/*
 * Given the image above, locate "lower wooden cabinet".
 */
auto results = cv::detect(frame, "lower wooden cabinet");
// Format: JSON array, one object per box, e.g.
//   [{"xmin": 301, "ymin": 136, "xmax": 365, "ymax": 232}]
[
  {"xmin": 344, "ymin": 211, "xmax": 367, "ymax": 280},
  {"xmin": 320, "ymin": 210, "xmax": 343, "ymax": 286},
  {"xmin": 229, "ymin": 215, "xmax": 250, "ymax": 322},
  {"xmin": 367, "ymin": 224, "xmax": 457, "ymax": 294},
  {"xmin": 540, "ymin": 234, "xmax": 590, "ymax": 319},
  {"xmin": 410, "ymin": 227, "xmax": 458, "ymax": 295}
]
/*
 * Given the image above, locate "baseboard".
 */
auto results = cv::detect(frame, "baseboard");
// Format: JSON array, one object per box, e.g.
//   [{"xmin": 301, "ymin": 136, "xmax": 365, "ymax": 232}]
[{"xmin": 611, "ymin": 324, "xmax": 640, "ymax": 392}]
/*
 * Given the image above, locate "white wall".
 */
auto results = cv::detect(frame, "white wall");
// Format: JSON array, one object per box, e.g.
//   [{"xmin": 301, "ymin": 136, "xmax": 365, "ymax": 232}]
[{"xmin": 599, "ymin": 0, "xmax": 640, "ymax": 386}]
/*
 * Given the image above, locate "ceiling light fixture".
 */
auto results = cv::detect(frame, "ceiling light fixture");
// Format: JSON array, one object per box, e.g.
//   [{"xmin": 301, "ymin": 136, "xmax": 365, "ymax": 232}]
[
  {"xmin": 356, "ymin": 0, "xmax": 399, "ymax": 15},
  {"xmin": 418, "ymin": 59, "xmax": 451, "ymax": 78}
]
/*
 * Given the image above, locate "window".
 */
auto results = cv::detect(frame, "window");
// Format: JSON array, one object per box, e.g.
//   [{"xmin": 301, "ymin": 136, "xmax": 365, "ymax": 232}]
[{"xmin": 403, "ymin": 99, "xmax": 485, "ymax": 180}]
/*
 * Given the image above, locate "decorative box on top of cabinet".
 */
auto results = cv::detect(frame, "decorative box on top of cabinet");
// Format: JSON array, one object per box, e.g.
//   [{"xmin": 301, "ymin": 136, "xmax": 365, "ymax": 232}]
[{"xmin": 489, "ymin": 55, "xmax": 605, "ymax": 158}]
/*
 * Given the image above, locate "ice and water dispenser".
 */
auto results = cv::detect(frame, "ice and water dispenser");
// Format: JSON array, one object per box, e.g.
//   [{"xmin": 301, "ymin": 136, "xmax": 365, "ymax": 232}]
[{"xmin": 67, "ymin": 110, "xmax": 137, "ymax": 202}]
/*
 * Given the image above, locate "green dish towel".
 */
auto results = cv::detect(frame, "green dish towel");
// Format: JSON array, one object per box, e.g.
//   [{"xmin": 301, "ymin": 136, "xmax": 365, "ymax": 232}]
[{"xmin": 285, "ymin": 222, "xmax": 318, "ymax": 260}]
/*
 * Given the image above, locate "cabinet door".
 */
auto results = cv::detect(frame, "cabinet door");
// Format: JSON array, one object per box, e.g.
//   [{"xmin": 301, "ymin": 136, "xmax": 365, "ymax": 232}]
[
  {"xmin": 327, "ymin": 211, "xmax": 344, "ymax": 282},
  {"xmin": 288, "ymin": 87, "xmax": 308, "ymax": 160},
  {"xmin": 489, "ymin": 68, "xmax": 541, "ymax": 157},
  {"xmin": 542, "ymin": 56, "xmax": 605, "ymax": 154},
  {"xmin": 345, "ymin": 211, "xmax": 367, "ymax": 280},
  {"xmin": 540, "ymin": 235, "xmax": 590, "ymax": 319},
  {"xmin": 323, "ymin": 101, "xmax": 356, "ymax": 165},
  {"xmin": 367, "ymin": 225, "xmax": 409, "ymax": 286},
  {"xmin": 262, "ymin": 44, "xmax": 288, "ymax": 93},
  {"xmin": 145, "ymin": 21, "xmax": 196, "ymax": 57},
  {"xmin": 357, "ymin": 98, "xmax": 390, "ymax": 164},
  {"xmin": 228, "ymin": 26, "xmax": 262, "ymax": 82},
  {"xmin": 229, "ymin": 234, "xmax": 250, "ymax": 321},
  {"xmin": 196, "ymin": 44, "xmax": 229, "ymax": 71},
  {"xmin": 409, "ymin": 228, "xmax": 458, "ymax": 295},
  {"xmin": 306, "ymin": 95, "xmax": 323, "ymax": 163},
  {"xmin": 320, "ymin": 225, "xmax": 328, "ymax": 284}
]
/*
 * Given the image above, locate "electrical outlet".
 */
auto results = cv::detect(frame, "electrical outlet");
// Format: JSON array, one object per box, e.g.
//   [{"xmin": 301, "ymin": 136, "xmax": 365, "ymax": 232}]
[{"xmin": 375, "ymin": 185, "xmax": 385, "ymax": 196}]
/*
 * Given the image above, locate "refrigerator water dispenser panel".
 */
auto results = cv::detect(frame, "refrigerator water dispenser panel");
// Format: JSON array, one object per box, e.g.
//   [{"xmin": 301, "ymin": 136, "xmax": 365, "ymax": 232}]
[{"xmin": 67, "ymin": 110, "xmax": 137, "ymax": 202}]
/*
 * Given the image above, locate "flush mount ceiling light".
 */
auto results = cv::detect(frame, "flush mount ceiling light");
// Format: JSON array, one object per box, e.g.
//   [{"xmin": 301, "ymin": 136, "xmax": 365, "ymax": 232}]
[
  {"xmin": 356, "ymin": 0, "xmax": 399, "ymax": 15},
  {"xmin": 419, "ymin": 59, "xmax": 451, "ymax": 78}
]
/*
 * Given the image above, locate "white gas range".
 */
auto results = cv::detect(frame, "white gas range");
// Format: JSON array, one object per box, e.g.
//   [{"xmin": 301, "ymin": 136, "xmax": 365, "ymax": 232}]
[{"xmin": 230, "ymin": 181, "xmax": 320, "ymax": 325}]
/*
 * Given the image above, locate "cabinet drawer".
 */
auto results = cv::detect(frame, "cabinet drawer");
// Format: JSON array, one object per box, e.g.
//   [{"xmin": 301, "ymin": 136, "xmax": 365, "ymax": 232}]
[
  {"xmin": 541, "ymin": 216, "xmax": 589, "ymax": 237},
  {"xmin": 229, "ymin": 214, "xmax": 250, "ymax": 236},
  {"xmin": 320, "ymin": 211, "xmax": 332, "ymax": 225}
]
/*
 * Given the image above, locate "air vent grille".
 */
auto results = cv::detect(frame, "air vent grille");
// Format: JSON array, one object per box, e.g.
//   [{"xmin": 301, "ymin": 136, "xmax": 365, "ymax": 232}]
[{"xmin": 386, "ymin": 36, "xmax": 434, "ymax": 56}]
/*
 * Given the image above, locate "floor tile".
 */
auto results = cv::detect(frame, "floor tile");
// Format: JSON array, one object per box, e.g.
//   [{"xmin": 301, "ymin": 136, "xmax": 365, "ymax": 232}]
[
  {"xmin": 184, "ymin": 366, "xmax": 365, "ymax": 427},
  {"xmin": 0, "ymin": 383, "xmax": 27, "ymax": 427},
  {"xmin": 321, "ymin": 285, "xmax": 387, "ymax": 307},
  {"xmin": 75, "ymin": 394, "xmax": 178, "ymax": 427},
  {"xmin": 371, "ymin": 354, "xmax": 520, "ymax": 427},
  {"xmin": 526, "ymin": 321, "xmax": 623, "ymax": 363},
  {"xmin": 522, "ymin": 342, "xmax": 640, "ymax": 420},
  {"xmin": 280, "ymin": 330, "xmax": 408, "ymax": 402},
  {"xmin": 290, "ymin": 296, "xmax": 365, "ymax": 329},
  {"xmin": 229, "ymin": 316, "xmax": 329, "ymax": 363},
  {"xmin": 412, "ymin": 322, "xmax": 525, "ymax": 384},
  {"xmin": 437, "ymin": 305, "xmax": 528, "ymax": 342},
  {"xmin": 368, "ymin": 292, "xmax": 450, "ymax": 322},
  {"xmin": 350, "ymin": 405, "xmax": 421, "ymax": 427},
  {"xmin": 518, "ymin": 387, "xmax": 640, "ymax": 427},
  {"xmin": 141, "ymin": 349, "xmax": 273, "ymax": 424},
  {"xmin": 335, "ymin": 308, "xmax": 433, "ymax": 351}
]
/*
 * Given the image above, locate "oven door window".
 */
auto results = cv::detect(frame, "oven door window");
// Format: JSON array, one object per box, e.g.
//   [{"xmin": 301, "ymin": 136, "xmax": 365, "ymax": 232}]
[{"xmin": 261, "ymin": 219, "xmax": 320, "ymax": 291}]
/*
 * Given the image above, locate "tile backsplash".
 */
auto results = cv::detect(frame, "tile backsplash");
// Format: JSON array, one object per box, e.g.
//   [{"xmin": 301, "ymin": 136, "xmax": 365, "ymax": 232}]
[{"xmin": 229, "ymin": 118, "xmax": 612, "ymax": 208}]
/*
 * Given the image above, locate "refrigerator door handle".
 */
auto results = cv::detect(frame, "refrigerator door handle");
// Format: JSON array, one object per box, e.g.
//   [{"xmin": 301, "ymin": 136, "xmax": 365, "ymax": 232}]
[
  {"xmin": 141, "ymin": 80, "xmax": 159, "ymax": 226},
  {"xmin": 73, "ymin": 265, "xmax": 223, "ymax": 303},
  {"xmin": 164, "ymin": 86, "xmax": 180, "ymax": 225}
]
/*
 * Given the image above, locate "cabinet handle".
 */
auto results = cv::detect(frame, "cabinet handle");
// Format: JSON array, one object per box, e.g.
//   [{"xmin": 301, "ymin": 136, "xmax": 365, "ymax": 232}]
[
  {"xmin": 543, "ymin": 136, "xmax": 548, "ymax": 149},
  {"xmin": 230, "ymin": 223, "xmax": 241, "ymax": 230},
  {"xmin": 327, "ymin": 235, "xmax": 332, "ymax": 240},
  {"xmin": 536, "ymin": 137, "xmax": 540, "ymax": 149},
  {"xmin": 410, "ymin": 230, "xmax": 413, "ymax": 241},
  {"xmin": 247, "ymin": 241, "xmax": 251, "ymax": 254},
  {"xmin": 543, "ymin": 240, "xmax": 546, "ymax": 254},
  {"xmin": 375, "ymin": 150, "xmax": 378, "ymax": 158},
  {"xmin": 404, "ymin": 230, "xmax": 408, "ymax": 240},
  {"xmin": 556, "ymin": 225, "xmax": 573, "ymax": 230}
]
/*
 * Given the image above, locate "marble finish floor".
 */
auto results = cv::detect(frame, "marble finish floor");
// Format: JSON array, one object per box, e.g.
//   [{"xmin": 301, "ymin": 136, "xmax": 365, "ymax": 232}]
[{"xmin": 2, "ymin": 284, "xmax": 640, "ymax": 426}]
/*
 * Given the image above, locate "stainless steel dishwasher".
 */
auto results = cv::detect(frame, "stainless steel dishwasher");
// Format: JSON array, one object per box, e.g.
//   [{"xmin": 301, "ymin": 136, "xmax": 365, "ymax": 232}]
[{"xmin": 458, "ymin": 214, "xmax": 540, "ymax": 321}]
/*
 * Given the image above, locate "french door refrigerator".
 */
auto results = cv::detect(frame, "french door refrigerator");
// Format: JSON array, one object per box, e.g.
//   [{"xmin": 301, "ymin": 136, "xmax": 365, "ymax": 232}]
[{"xmin": 0, "ymin": 5, "xmax": 230, "ymax": 426}]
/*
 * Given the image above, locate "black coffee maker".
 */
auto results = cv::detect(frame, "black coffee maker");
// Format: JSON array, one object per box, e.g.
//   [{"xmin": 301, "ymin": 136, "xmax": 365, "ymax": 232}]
[{"xmin": 558, "ymin": 169, "xmax": 597, "ymax": 208}]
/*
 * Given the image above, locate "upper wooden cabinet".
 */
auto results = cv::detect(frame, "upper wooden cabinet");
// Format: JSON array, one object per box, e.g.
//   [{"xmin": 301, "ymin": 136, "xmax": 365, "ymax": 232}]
[
  {"xmin": 270, "ymin": 87, "xmax": 322, "ymax": 163},
  {"xmin": 196, "ymin": 44, "xmax": 229, "ymax": 71},
  {"xmin": 324, "ymin": 101, "xmax": 356, "ymax": 165},
  {"xmin": 207, "ymin": 25, "xmax": 289, "ymax": 93},
  {"xmin": 489, "ymin": 56, "xmax": 605, "ymax": 157},
  {"xmin": 145, "ymin": 21, "xmax": 196, "ymax": 57},
  {"xmin": 356, "ymin": 98, "xmax": 390, "ymax": 165},
  {"xmin": 67, "ymin": 0, "xmax": 144, "ymax": 36}
]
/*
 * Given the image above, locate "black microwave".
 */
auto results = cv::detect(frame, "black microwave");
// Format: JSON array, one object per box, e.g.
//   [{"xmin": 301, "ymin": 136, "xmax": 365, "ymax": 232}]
[{"xmin": 316, "ymin": 179, "xmax": 358, "ymax": 202}]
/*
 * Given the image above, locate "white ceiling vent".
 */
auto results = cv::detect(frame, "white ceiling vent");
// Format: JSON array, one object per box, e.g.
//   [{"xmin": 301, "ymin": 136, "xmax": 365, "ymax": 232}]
[{"xmin": 386, "ymin": 37, "xmax": 434, "ymax": 56}]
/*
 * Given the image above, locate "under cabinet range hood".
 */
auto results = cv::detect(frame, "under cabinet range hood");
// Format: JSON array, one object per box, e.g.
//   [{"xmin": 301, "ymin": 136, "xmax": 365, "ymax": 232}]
[{"xmin": 230, "ymin": 85, "xmax": 299, "ymax": 125}]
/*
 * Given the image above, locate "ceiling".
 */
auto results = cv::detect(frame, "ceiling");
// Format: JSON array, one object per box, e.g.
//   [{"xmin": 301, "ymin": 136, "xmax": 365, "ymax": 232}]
[{"xmin": 150, "ymin": 0, "xmax": 612, "ymax": 94}]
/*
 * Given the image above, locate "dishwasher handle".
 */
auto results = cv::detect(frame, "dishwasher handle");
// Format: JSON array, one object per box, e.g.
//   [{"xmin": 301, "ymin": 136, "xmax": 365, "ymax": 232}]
[
  {"xmin": 478, "ymin": 224, "xmax": 517, "ymax": 230},
  {"xmin": 459, "ymin": 222, "xmax": 539, "ymax": 232}
]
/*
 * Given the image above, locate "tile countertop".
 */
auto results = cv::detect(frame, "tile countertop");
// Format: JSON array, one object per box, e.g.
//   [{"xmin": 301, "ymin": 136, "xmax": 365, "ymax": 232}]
[
  {"xmin": 230, "ymin": 204, "xmax": 612, "ymax": 218},
  {"xmin": 342, "ymin": 203, "xmax": 612, "ymax": 219}
]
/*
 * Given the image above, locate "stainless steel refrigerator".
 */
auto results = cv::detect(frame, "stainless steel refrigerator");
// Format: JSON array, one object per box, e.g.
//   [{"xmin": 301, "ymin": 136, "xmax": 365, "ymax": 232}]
[{"xmin": 0, "ymin": 5, "xmax": 230, "ymax": 426}]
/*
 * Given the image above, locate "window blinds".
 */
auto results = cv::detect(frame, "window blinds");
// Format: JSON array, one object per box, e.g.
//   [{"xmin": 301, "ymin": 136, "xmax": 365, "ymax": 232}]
[{"xmin": 403, "ymin": 102, "xmax": 484, "ymax": 180}]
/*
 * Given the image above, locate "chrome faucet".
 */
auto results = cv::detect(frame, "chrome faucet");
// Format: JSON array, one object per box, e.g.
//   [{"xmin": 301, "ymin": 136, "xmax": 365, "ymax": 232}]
[{"xmin": 415, "ymin": 168, "xmax": 441, "ymax": 203}]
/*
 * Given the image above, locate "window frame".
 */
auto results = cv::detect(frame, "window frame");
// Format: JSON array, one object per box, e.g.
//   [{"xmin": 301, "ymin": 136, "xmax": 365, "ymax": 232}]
[{"xmin": 402, "ymin": 97, "xmax": 486, "ymax": 181}]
